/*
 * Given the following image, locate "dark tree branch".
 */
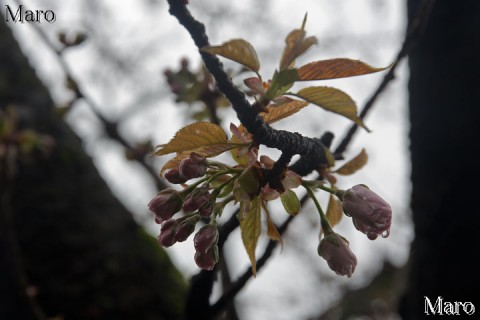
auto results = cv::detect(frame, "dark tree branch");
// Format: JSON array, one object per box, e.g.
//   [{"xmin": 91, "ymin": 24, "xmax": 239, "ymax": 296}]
[
  {"xmin": 334, "ymin": 0, "xmax": 436, "ymax": 156},
  {"xmin": 167, "ymin": 0, "xmax": 328, "ymax": 170}
]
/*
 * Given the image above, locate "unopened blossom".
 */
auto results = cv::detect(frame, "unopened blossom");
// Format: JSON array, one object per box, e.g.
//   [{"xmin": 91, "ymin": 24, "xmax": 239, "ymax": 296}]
[
  {"xmin": 194, "ymin": 245, "xmax": 219, "ymax": 270},
  {"xmin": 198, "ymin": 201, "xmax": 214, "ymax": 217},
  {"xmin": 158, "ymin": 219, "xmax": 178, "ymax": 247},
  {"xmin": 318, "ymin": 233, "xmax": 357, "ymax": 278},
  {"xmin": 148, "ymin": 189, "xmax": 183, "ymax": 223},
  {"xmin": 193, "ymin": 224, "xmax": 219, "ymax": 253},
  {"xmin": 165, "ymin": 168, "xmax": 187, "ymax": 184},
  {"xmin": 342, "ymin": 185, "xmax": 392, "ymax": 240},
  {"xmin": 179, "ymin": 152, "xmax": 207, "ymax": 180},
  {"xmin": 174, "ymin": 215, "xmax": 200, "ymax": 242},
  {"xmin": 182, "ymin": 186, "xmax": 211, "ymax": 213}
]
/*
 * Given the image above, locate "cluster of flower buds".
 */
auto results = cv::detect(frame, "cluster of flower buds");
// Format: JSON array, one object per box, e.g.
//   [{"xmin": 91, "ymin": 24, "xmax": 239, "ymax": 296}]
[
  {"xmin": 148, "ymin": 152, "xmax": 223, "ymax": 270},
  {"xmin": 317, "ymin": 184, "xmax": 392, "ymax": 277},
  {"xmin": 158, "ymin": 214, "xmax": 200, "ymax": 247}
]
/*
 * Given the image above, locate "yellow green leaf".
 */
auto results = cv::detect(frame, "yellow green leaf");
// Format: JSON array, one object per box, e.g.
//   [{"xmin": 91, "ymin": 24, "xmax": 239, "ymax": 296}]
[
  {"xmin": 155, "ymin": 122, "xmax": 234, "ymax": 156},
  {"xmin": 323, "ymin": 194, "xmax": 343, "ymax": 234},
  {"xmin": 280, "ymin": 190, "xmax": 301, "ymax": 216},
  {"xmin": 334, "ymin": 148, "xmax": 368, "ymax": 175},
  {"xmin": 260, "ymin": 99, "xmax": 308, "ymax": 124},
  {"xmin": 279, "ymin": 14, "xmax": 317, "ymax": 71},
  {"xmin": 262, "ymin": 202, "xmax": 283, "ymax": 248},
  {"xmin": 239, "ymin": 196, "xmax": 262, "ymax": 276},
  {"xmin": 265, "ymin": 69, "xmax": 300, "ymax": 100},
  {"xmin": 201, "ymin": 39, "xmax": 260, "ymax": 72},
  {"xmin": 297, "ymin": 58, "xmax": 389, "ymax": 81},
  {"xmin": 294, "ymin": 86, "xmax": 370, "ymax": 131}
]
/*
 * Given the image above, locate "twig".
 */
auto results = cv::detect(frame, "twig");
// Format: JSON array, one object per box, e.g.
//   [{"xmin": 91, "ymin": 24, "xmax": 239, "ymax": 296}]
[
  {"xmin": 334, "ymin": 0, "xmax": 436, "ymax": 156},
  {"xmin": 12, "ymin": 0, "xmax": 166, "ymax": 191}
]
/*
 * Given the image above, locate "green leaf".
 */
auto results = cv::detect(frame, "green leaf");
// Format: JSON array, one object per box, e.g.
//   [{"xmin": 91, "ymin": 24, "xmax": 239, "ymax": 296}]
[
  {"xmin": 155, "ymin": 122, "xmax": 235, "ymax": 156},
  {"xmin": 262, "ymin": 202, "xmax": 283, "ymax": 248},
  {"xmin": 201, "ymin": 39, "xmax": 260, "ymax": 72},
  {"xmin": 280, "ymin": 190, "xmax": 301, "ymax": 216},
  {"xmin": 265, "ymin": 69, "xmax": 300, "ymax": 100},
  {"xmin": 326, "ymin": 194, "xmax": 343, "ymax": 227},
  {"xmin": 233, "ymin": 166, "xmax": 261, "ymax": 202},
  {"xmin": 297, "ymin": 58, "xmax": 388, "ymax": 81},
  {"xmin": 260, "ymin": 99, "xmax": 308, "ymax": 124},
  {"xmin": 334, "ymin": 148, "xmax": 368, "ymax": 175},
  {"xmin": 293, "ymin": 86, "xmax": 370, "ymax": 131},
  {"xmin": 279, "ymin": 14, "xmax": 317, "ymax": 71},
  {"xmin": 239, "ymin": 196, "xmax": 262, "ymax": 276}
]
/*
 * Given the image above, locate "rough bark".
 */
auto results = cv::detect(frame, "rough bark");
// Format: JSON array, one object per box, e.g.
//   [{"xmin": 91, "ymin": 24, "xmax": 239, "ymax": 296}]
[
  {"xmin": 0, "ymin": 18, "xmax": 186, "ymax": 320},
  {"xmin": 401, "ymin": 0, "xmax": 480, "ymax": 318}
]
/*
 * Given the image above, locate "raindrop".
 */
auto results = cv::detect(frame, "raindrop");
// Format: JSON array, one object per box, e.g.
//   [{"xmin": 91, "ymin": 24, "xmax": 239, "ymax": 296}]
[{"xmin": 382, "ymin": 229, "xmax": 390, "ymax": 238}]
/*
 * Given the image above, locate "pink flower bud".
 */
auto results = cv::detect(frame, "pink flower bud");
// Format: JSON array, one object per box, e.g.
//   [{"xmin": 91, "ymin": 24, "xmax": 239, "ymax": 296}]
[
  {"xmin": 179, "ymin": 153, "xmax": 207, "ymax": 180},
  {"xmin": 158, "ymin": 219, "xmax": 178, "ymax": 247},
  {"xmin": 174, "ymin": 215, "xmax": 200, "ymax": 242},
  {"xmin": 194, "ymin": 245, "xmax": 219, "ymax": 270},
  {"xmin": 165, "ymin": 168, "xmax": 187, "ymax": 184},
  {"xmin": 198, "ymin": 201, "xmax": 214, "ymax": 217},
  {"xmin": 148, "ymin": 189, "xmax": 183, "ymax": 223},
  {"xmin": 318, "ymin": 233, "xmax": 357, "ymax": 278},
  {"xmin": 193, "ymin": 224, "xmax": 219, "ymax": 253},
  {"xmin": 182, "ymin": 186, "xmax": 211, "ymax": 213},
  {"xmin": 342, "ymin": 185, "xmax": 392, "ymax": 240}
]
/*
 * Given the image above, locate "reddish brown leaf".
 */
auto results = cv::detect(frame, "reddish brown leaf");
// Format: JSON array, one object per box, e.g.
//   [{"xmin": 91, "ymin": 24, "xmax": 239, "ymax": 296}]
[{"xmin": 297, "ymin": 58, "xmax": 388, "ymax": 81}]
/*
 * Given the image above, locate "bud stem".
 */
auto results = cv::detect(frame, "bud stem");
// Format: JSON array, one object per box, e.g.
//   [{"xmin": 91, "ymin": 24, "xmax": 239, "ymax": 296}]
[{"xmin": 305, "ymin": 186, "xmax": 334, "ymax": 235}]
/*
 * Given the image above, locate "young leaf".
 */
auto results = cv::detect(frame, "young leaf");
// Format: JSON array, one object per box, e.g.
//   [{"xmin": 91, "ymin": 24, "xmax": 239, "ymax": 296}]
[
  {"xmin": 265, "ymin": 69, "xmax": 300, "ymax": 100},
  {"xmin": 297, "ymin": 59, "xmax": 388, "ymax": 81},
  {"xmin": 279, "ymin": 15, "xmax": 317, "ymax": 71},
  {"xmin": 325, "ymin": 194, "xmax": 343, "ymax": 229},
  {"xmin": 260, "ymin": 99, "xmax": 308, "ymax": 124},
  {"xmin": 155, "ymin": 122, "xmax": 233, "ymax": 156},
  {"xmin": 201, "ymin": 39, "xmax": 260, "ymax": 72},
  {"xmin": 239, "ymin": 196, "xmax": 262, "ymax": 276},
  {"xmin": 280, "ymin": 190, "xmax": 301, "ymax": 216},
  {"xmin": 262, "ymin": 202, "xmax": 283, "ymax": 248},
  {"xmin": 334, "ymin": 148, "xmax": 368, "ymax": 175},
  {"xmin": 293, "ymin": 86, "xmax": 370, "ymax": 131}
]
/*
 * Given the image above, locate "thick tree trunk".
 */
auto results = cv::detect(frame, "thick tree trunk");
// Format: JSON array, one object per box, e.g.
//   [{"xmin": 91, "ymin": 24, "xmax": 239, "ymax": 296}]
[
  {"xmin": 401, "ymin": 0, "xmax": 480, "ymax": 318},
  {"xmin": 0, "ymin": 19, "xmax": 186, "ymax": 320}
]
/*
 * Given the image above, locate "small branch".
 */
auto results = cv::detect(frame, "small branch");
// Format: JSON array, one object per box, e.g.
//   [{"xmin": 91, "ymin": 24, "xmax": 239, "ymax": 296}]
[
  {"xmin": 334, "ymin": 0, "xmax": 436, "ymax": 156},
  {"xmin": 12, "ymin": 0, "xmax": 166, "ymax": 191},
  {"xmin": 210, "ymin": 215, "xmax": 295, "ymax": 317},
  {"xmin": 167, "ymin": 0, "xmax": 328, "ymax": 168}
]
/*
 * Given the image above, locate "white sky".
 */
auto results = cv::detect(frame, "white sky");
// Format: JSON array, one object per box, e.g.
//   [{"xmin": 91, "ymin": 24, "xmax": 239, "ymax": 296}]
[{"xmin": 4, "ymin": 0, "xmax": 411, "ymax": 318}]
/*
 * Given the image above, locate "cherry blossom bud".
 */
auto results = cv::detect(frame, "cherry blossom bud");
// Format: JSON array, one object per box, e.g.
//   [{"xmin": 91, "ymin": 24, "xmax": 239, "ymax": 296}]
[
  {"xmin": 342, "ymin": 185, "xmax": 392, "ymax": 240},
  {"xmin": 165, "ymin": 168, "xmax": 187, "ymax": 184},
  {"xmin": 198, "ymin": 201, "xmax": 214, "ymax": 217},
  {"xmin": 182, "ymin": 186, "xmax": 211, "ymax": 213},
  {"xmin": 194, "ymin": 224, "xmax": 219, "ymax": 253},
  {"xmin": 179, "ymin": 153, "xmax": 207, "ymax": 180},
  {"xmin": 174, "ymin": 215, "xmax": 200, "ymax": 242},
  {"xmin": 318, "ymin": 233, "xmax": 357, "ymax": 278},
  {"xmin": 194, "ymin": 245, "xmax": 219, "ymax": 270},
  {"xmin": 148, "ymin": 189, "xmax": 183, "ymax": 223},
  {"xmin": 158, "ymin": 219, "xmax": 178, "ymax": 247}
]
